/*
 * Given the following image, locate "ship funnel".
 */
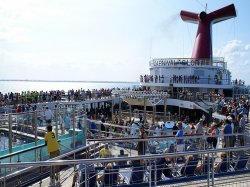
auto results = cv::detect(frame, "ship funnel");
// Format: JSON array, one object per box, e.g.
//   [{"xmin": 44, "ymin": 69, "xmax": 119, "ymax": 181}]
[{"xmin": 180, "ymin": 4, "xmax": 236, "ymax": 60}]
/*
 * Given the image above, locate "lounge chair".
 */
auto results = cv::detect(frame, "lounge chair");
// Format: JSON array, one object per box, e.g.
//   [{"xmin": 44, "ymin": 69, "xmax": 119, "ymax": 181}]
[
  {"xmin": 117, "ymin": 154, "xmax": 129, "ymax": 167},
  {"xmin": 102, "ymin": 166, "xmax": 120, "ymax": 187},
  {"xmin": 148, "ymin": 160, "xmax": 165, "ymax": 182},
  {"xmin": 232, "ymin": 155, "xmax": 249, "ymax": 171},
  {"xmin": 79, "ymin": 170, "xmax": 97, "ymax": 187},
  {"xmin": 121, "ymin": 160, "xmax": 145, "ymax": 184},
  {"xmin": 215, "ymin": 157, "xmax": 231, "ymax": 173},
  {"xmin": 200, "ymin": 157, "xmax": 212, "ymax": 175},
  {"xmin": 130, "ymin": 165, "xmax": 145, "ymax": 184},
  {"xmin": 178, "ymin": 158, "xmax": 200, "ymax": 177}
]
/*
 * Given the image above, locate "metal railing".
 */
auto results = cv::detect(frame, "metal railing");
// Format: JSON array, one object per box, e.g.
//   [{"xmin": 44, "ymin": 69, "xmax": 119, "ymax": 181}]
[
  {"xmin": 0, "ymin": 145, "xmax": 250, "ymax": 187},
  {"xmin": 0, "ymin": 141, "xmax": 102, "ymax": 187},
  {"xmin": 0, "ymin": 105, "xmax": 87, "ymax": 152},
  {"xmin": 112, "ymin": 90, "xmax": 221, "ymax": 105}
]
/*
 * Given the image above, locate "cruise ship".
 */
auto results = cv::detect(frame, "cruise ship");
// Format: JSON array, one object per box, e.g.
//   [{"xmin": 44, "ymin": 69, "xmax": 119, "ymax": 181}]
[
  {"xmin": 112, "ymin": 3, "xmax": 248, "ymax": 123},
  {"xmin": 0, "ymin": 3, "xmax": 250, "ymax": 187}
]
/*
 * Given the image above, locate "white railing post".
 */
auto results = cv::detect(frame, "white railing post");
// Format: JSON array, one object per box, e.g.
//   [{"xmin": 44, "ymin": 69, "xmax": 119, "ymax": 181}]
[{"xmin": 8, "ymin": 114, "xmax": 13, "ymax": 161}]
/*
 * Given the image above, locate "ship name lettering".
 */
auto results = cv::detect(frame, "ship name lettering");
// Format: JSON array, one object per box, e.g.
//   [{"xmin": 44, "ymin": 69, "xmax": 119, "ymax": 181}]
[{"xmin": 151, "ymin": 58, "xmax": 205, "ymax": 67}]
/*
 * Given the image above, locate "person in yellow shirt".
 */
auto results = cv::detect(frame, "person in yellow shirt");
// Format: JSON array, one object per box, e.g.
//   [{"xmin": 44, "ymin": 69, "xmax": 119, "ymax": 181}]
[
  {"xmin": 100, "ymin": 144, "xmax": 112, "ymax": 158},
  {"xmin": 45, "ymin": 124, "xmax": 60, "ymax": 183}
]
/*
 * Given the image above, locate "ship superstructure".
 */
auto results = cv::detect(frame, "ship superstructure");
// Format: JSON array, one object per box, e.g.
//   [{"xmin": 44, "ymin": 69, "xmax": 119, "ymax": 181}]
[{"xmin": 112, "ymin": 4, "xmax": 247, "ymax": 119}]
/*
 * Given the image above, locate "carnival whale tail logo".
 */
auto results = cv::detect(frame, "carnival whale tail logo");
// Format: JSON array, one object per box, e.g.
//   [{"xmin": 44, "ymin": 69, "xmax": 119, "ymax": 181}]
[{"xmin": 180, "ymin": 4, "xmax": 236, "ymax": 60}]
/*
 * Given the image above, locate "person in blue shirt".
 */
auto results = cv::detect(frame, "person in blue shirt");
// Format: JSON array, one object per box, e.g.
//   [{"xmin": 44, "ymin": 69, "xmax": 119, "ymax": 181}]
[
  {"xmin": 223, "ymin": 117, "xmax": 233, "ymax": 148},
  {"xmin": 162, "ymin": 123, "xmax": 168, "ymax": 136},
  {"xmin": 176, "ymin": 121, "xmax": 184, "ymax": 152}
]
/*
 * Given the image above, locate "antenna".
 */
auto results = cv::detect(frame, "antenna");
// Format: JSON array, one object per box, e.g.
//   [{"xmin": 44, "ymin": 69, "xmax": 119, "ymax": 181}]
[{"xmin": 205, "ymin": 3, "xmax": 207, "ymax": 13}]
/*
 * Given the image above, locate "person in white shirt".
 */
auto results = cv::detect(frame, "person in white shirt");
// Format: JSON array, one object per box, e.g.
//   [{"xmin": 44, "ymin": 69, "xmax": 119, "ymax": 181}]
[
  {"xmin": 184, "ymin": 124, "xmax": 192, "ymax": 135},
  {"xmin": 195, "ymin": 119, "xmax": 204, "ymax": 135},
  {"xmin": 155, "ymin": 125, "xmax": 161, "ymax": 136},
  {"xmin": 195, "ymin": 119, "xmax": 204, "ymax": 145},
  {"xmin": 131, "ymin": 122, "xmax": 139, "ymax": 137},
  {"xmin": 44, "ymin": 106, "xmax": 53, "ymax": 125}
]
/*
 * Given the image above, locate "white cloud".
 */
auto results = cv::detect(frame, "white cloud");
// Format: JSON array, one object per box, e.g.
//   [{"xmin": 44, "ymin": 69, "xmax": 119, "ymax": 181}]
[{"xmin": 214, "ymin": 40, "xmax": 250, "ymax": 84}]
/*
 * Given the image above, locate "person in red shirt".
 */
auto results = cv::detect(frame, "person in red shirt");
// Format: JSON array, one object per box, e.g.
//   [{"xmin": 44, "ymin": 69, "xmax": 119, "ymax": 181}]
[{"xmin": 16, "ymin": 105, "xmax": 22, "ymax": 113}]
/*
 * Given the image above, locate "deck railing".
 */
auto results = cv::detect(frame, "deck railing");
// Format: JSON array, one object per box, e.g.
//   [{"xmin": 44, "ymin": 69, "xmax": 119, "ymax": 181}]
[{"xmin": 0, "ymin": 144, "xmax": 250, "ymax": 187}]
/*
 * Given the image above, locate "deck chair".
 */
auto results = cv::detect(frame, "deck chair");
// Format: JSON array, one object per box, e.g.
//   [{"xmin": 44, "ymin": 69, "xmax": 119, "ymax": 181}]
[
  {"xmin": 178, "ymin": 158, "xmax": 200, "ymax": 177},
  {"xmin": 117, "ymin": 154, "xmax": 129, "ymax": 167},
  {"xmin": 131, "ymin": 159, "xmax": 141, "ymax": 167},
  {"xmin": 79, "ymin": 170, "xmax": 97, "ymax": 187},
  {"xmin": 176, "ymin": 157, "xmax": 185, "ymax": 164},
  {"xmin": 148, "ymin": 160, "xmax": 165, "ymax": 182},
  {"xmin": 129, "ymin": 165, "xmax": 145, "ymax": 184},
  {"xmin": 215, "ymin": 157, "xmax": 231, "ymax": 173},
  {"xmin": 103, "ymin": 166, "xmax": 120, "ymax": 187},
  {"xmin": 201, "ymin": 157, "xmax": 212, "ymax": 175},
  {"xmin": 232, "ymin": 155, "xmax": 249, "ymax": 171}
]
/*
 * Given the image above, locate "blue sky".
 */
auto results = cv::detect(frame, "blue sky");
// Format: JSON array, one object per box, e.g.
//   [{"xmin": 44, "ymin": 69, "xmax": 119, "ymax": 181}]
[{"xmin": 0, "ymin": 0, "xmax": 250, "ymax": 83}]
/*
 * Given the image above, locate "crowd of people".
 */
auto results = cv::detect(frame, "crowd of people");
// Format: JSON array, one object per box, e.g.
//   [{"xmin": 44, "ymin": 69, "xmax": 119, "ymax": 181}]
[
  {"xmin": 232, "ymin": 79, "xmax": 245, "ymax": 86},
  {"xmin": 216, "ymin": 96, "xmax": 249, "ymax": 118},
  {"xmin": 140, "ymin": 75, "xmax": 165, "ymax": 83},
  {"xmin": 76, "ymin": 112, "xmax": 249, "ymax": 185},
  {"xmin": 139, "ymin": 74, "xmax": 208, "ymax": 84},
  {"xmin": 139, "ymin": 74, "xmax": 248, "ymax": 87},
  {"xmin": 171, "ymin": 75, "xmax": 200, "ymax": 84},
  {"xmin": 98, "ymin": 106, "xmax": 248, "ymax": 157},
  {"xmin": 0, "ymin": 88, "xmax": 113, "ymax": 107}
]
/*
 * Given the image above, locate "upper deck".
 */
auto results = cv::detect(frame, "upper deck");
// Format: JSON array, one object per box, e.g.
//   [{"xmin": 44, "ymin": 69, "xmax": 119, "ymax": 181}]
[{"xmin": 140, "ymin": 57, "xmax": 233, "ymax": 89}]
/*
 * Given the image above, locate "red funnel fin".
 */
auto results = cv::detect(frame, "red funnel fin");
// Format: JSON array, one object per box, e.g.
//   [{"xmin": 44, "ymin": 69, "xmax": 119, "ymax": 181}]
[{"xmin": 180, "ymin": 4, "xmax": 236, "ymax": 60}]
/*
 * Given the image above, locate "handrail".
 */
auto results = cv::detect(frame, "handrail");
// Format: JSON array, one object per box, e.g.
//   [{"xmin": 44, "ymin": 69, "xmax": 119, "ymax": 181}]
[
  {"xmin": 87, "ymin": 132, "xmax": 246, "ymax": 142},
  {"xmin": 0, "ymin": 141, "xmax": 101, "ymax": 180},
  {"xmin": 0, "ymin": 140, "xmax": 62, "ymax": 160},
  {"xmin": 0, "ymin": 142, "xmax": 45, "ymax": 160},
  {"xmin": 0, "ymin": 106, "xmax": 86, "ymax": 116},
  {"xmin": 88, "ymin": 119, "xmax": 184, "ymax": 134},
  {"xmin": 0, "ymin": 136, "xmax": 95, "ymax": 160},
  {"xmin": 45, "ymin": 141, "xmax": 100, "ymax": 161},
  {"xmin": 0, "ymin": 146, "xmax": 249, "ymax": 168}
]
